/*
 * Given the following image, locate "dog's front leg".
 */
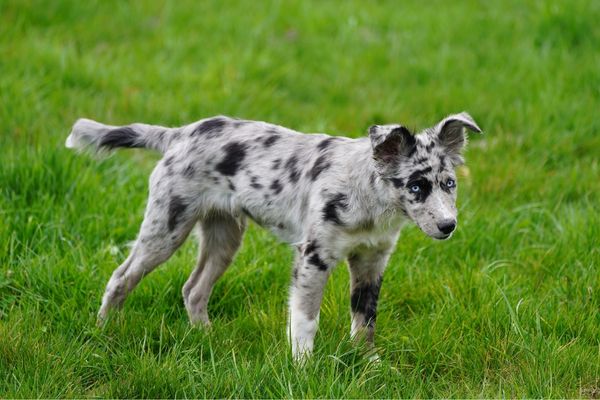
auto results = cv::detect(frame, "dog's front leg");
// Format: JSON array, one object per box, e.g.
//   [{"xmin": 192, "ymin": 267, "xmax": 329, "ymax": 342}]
[
  {"xmin": 288, "ymin": 242, "xmax": 338, "ymax": 360},
  {"xmin": 347, "ymin": 245, "xmax": 393, "ymax": 350}
]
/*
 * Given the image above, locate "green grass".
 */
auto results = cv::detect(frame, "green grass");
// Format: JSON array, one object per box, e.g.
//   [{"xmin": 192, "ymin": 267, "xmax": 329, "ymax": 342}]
[{"xmin": 1, "ymin": 0, "xmax": 599, "ymax": 397}]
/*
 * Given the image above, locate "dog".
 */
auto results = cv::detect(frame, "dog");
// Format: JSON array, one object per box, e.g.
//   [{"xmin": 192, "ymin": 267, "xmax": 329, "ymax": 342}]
[{"xmin": 65, "ymin": 112, "xmax": 481, "ymax": 359}]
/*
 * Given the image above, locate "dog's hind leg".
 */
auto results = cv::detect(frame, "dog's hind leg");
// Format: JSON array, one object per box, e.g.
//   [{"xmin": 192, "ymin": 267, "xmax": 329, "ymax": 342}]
[
  {"xmin": 97, "ymin": 164, "xmax": 198, "ymax": 325},
  {"xmin": 182, "ymin": 212, "xmax": 246, "ymax": 326}
]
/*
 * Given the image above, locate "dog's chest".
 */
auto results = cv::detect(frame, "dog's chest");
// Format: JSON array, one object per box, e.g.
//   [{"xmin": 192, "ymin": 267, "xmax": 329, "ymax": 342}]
[{"xmin": 334, "ymin": 214, "xmax": 406, "ymax": 255}]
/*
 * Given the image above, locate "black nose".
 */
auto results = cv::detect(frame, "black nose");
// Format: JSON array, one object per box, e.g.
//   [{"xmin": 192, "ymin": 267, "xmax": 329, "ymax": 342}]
[{"xmin": 437, "ymin": 220, "xmax": 456, "ymax": 235}]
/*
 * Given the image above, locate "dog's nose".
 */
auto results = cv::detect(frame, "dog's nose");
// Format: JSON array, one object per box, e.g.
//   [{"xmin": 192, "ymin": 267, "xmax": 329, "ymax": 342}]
[{"xmin": 437, "ymin": 220, "xmax": 456, "ymax": 235}]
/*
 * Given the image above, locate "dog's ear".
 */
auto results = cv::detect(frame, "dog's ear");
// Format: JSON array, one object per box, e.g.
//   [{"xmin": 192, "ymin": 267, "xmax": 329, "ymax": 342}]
[
  {"xmin": 368, "ymin": 124, "xmax": 416, "ymax": 165},
  {"xmin": 434, "ymin": 112, "xmax": 482, "ymax": 157}
]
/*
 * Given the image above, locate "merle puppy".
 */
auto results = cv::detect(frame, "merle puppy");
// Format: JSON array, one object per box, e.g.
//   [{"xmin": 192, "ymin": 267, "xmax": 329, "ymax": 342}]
[{"xmin": 66, "ymin": 112, "xmax": 481, "ymax": 359}]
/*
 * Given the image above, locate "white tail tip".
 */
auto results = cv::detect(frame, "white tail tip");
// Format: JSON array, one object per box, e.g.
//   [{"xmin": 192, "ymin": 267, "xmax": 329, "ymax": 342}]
[{"xmin": 65, "ymin": 118, "xmax": 112, "ymax": 151}]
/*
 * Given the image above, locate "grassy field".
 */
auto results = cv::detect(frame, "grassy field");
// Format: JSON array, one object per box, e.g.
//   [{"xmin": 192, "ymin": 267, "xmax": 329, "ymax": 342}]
[{"xmin": 1, "ymin": 0, "xmax": 599, "ymax": 397}]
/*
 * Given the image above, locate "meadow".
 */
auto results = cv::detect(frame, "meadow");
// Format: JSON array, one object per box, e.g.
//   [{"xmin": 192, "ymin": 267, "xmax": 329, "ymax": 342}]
[{"xmin": 1, "ymin": 0, "xmax": 599, "ymax": 397}]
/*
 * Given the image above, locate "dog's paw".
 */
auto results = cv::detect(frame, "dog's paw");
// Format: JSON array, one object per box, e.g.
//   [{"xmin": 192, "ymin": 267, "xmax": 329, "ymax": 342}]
[
  {"xmin": 189, "ymin": 314, "xmax": 212, "ymax": 330},
  {"xmin": 367, "ymin": 352, "xmax": 381, "ymax": 363}
]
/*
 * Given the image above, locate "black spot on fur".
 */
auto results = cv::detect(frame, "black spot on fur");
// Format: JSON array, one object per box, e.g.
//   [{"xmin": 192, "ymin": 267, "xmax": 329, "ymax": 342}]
[
  {"xmin": 250, "ymin": 176, "xmax": 263, "ymax": 189},
  {"xmin": 216, "ymin": 142, "xmax": 247, "ymax": 176},
  {"xmin": 305, "ymin": 240, "xmax": 318, "ymax": 255},
  {"xmin": 390, "ymin": 178, "xmax": 404, "ymax": 188},
  {"xmin": 228, "ymin": 180, "xmax": 236, "ymax": 191},
  {"xmin": 309, "ymin": 155, "xmax": 331, "ymax": 180},
  {"xmin": 270, "ymin": 179, "xmax": 283, "ymax": 194},
  {"xmin": 164, "ymin": 155, "xmax": 175, "ymax": 166},
  {"xmin": 317, "ymin": 138, "xmax": 335, "ymax": 151},
  {"xmin": 183, "ymin": 164, "xmax": 195, "ymax": 178},
  {"xmin": 425, "ymin": 141, "xmax": 436, "ymax": 152},
  {"xmin": 191, "ymin": 117, "xmax": 227, "ymax": 137},
  {"xmin": 272, "ymin": 158, "xmax": 281, "ymax": 170},
  {"xmin": 167, "ymin": 196, "xmax": 187, "ymax": 231},
  {"xmin": 350, "ymin": 276, "xmax": 382, "ymax": 327},
  {"xmin": 308, "ymin": 253, "xmax": 329, "ymax": 271},
  {"xmin": 322, "ymin": 193, "xmax": 348, "ymax": 225},
  {"xmin": 100, "ymin": 127, "xmax": 143, "ymax": 149},
  {"xmin": 233, "ymin": 120, "xmax": 248, "ymax": 129},
  {"xmin": 407, "ymin": 167, "xmax": 432, "ymax": 183},
  {"xmin": 285, "ymin": 155, "xmax": 301, "ymax": 183},
  {"xmin": 157, "ymin": 130, "xmax": 166, "ymax": 144},
  {"xmin": 263, "ymin": 135, "xmax": 280, "ymax": 147}
]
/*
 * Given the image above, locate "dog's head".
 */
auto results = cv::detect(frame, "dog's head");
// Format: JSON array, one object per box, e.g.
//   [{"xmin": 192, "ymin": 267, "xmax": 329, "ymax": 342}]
[{"xmin": 369, "ymin": 113, "xmax": 482, "ymax": 240}]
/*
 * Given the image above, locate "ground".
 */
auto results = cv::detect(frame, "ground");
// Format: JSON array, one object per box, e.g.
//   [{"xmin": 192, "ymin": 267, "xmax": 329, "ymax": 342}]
[{"xmin": 1, "ymin": 0, "xmax": 599, "ymax": 397}]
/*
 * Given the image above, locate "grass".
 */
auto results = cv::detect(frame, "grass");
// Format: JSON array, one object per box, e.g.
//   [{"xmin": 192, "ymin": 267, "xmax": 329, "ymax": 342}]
[{"xmin": 1, "ymin": 0, "xmax": 599, "ymax": 397}]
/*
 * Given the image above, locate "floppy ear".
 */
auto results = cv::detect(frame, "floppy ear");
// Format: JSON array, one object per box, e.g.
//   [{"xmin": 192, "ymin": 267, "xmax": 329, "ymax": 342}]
[
  {"xmin": 368, "ymin": 124, "xmax": 416, "ymax": 164},
  {"xmin": 435, "ymin": 112, "xmax": 482, "ymax": 156}
]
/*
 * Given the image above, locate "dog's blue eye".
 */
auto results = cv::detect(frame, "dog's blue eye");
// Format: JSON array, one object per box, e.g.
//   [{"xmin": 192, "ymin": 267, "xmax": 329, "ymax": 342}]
[
  {"xmin": 446, "ymin": 179, "xmax": 455, "ymax": 188},
  {"xmin": 410, "ymin": 185, "xmax": 421, "ymax": 193}
]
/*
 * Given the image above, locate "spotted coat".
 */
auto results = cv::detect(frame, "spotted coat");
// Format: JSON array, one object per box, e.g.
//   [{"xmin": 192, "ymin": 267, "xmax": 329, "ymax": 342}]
[{"xmin": 66, "ymin": 112, "xmax": 482, "ymax": 359}]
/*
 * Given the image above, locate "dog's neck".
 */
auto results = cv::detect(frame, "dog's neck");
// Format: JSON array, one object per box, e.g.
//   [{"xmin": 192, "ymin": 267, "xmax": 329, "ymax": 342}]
[{"xmin": 341, "ymin": 139, "xmax": 409, "ymax": 232}]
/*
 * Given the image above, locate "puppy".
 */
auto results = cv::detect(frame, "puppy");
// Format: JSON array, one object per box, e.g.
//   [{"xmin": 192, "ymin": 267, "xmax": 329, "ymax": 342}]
[{"xmin": 66, "ymin": 113, "xmax": 481, "ymax": 359}]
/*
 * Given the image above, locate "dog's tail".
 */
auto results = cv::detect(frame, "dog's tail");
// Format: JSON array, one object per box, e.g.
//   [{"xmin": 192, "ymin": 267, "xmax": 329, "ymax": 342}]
[{"xmin": 65, "ymin": 118, "xmax": 179, "ymax": 154}]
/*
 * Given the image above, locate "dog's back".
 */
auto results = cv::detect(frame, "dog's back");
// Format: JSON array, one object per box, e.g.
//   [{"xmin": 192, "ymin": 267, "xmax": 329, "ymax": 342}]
[{"xmin": 66, "ymin": 115, "xmax": 371, "ymax": 243}]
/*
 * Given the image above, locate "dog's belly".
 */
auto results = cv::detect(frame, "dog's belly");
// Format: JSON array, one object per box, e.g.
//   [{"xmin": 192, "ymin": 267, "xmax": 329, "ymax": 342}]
[
  {"xmin": 245, "ymin": 211, "xmax": 303, "ymax": 244},
  {"xmin": 237, "ymin": 199, "xmax": 305, "ymax": 244},
  {"xmin": 266, "ymin": 221, "xmax": 303, "ymax": 244}
]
